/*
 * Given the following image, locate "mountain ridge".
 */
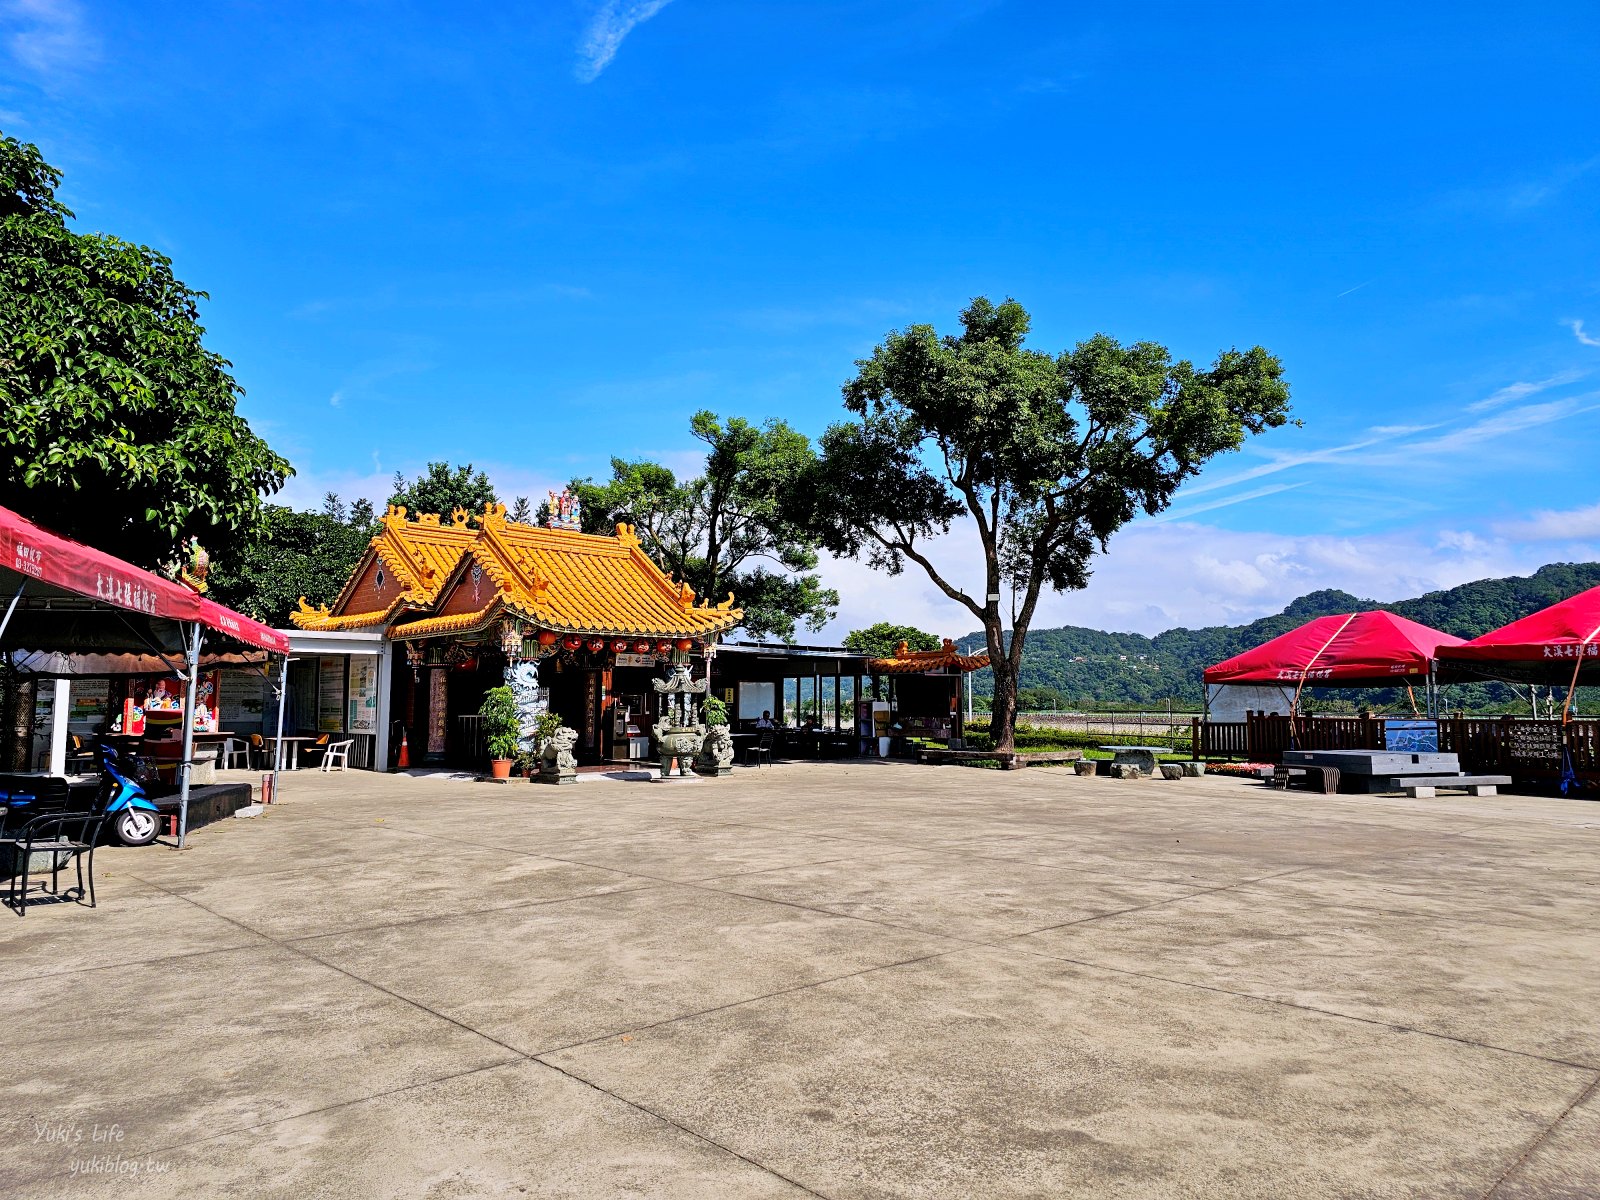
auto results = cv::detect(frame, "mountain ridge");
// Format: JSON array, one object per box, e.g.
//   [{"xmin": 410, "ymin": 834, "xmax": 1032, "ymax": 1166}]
[{"xmin": 953, "ymin": 562, "xmax": 1600, "ymax": 707}]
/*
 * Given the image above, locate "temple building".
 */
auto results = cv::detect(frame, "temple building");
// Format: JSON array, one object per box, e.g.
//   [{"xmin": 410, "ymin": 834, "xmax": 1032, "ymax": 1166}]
[{"xmin": 291, "ymin": 500, "xmax": 742, "ymax": 766}]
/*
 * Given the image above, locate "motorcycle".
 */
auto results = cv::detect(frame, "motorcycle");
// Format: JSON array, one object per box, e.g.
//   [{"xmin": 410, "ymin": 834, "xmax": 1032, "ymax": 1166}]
[{"xmin": 97, "ymin": 743, "xmax": 164, "ymax": 846}]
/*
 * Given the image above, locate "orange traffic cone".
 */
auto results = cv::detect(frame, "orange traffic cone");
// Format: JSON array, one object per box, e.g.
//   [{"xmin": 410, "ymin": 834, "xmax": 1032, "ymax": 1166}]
[{"xmin": 396, "ymin": 729, "xmax": 410, "ymax": 770}]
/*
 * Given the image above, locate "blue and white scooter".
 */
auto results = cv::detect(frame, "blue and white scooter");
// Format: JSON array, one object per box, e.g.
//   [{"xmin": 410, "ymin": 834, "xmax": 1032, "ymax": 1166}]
[{"xmin": 97, "ymin": 744, "xmax": 163, "ymax": 846}]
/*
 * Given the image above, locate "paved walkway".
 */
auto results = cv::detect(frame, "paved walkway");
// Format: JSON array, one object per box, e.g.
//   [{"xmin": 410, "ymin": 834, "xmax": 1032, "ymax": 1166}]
[{"xmin": 3, "ymin": 762, "xmax": 1598, "ymax": 1197}]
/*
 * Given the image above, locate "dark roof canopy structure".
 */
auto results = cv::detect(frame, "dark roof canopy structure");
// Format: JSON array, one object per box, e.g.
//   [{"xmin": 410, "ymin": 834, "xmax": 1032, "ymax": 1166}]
[
  {"xmin": 1436, "ymin": 586, "xmax": 1600, "ymax": 685},
  {"xmin": 1204, "ymin": 611, "xmax": 1463, "ymax": 689}
]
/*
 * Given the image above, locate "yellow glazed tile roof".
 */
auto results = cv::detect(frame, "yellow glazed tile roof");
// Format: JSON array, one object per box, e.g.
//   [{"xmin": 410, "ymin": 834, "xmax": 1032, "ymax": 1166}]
[
  {"xmin": 869, "ymin": 639, "xmax": 991, "ymax": 674},
  {"xmin": 293, "ymin": 503, "xmax": 742, "ymax": 640}
]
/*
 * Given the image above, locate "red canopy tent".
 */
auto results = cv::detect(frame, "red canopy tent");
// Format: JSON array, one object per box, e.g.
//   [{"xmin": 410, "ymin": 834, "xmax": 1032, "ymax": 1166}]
[
  {"xmin": 1205, "ymin": 611, "xmax": 1463, "ymax": 703},
  {"xmin": 1, "ymin": 503, "xmax": 289, "ymax": 846},
  {"xmin": 1435, "ymin": 586, "xmax": 1600, "ymax": 688}
]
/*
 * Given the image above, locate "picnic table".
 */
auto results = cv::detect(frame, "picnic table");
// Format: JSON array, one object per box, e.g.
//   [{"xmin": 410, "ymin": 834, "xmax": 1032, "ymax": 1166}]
[{"xmin": 262, "ymin": 735, "xmax": 319, "ymax": 770}]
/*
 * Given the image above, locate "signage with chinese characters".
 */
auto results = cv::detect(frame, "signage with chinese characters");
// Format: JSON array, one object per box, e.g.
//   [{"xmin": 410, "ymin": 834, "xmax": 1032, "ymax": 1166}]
[
  {"xmin": 318, "ymin": 657, "xmax": 345, "ymax": 733},
  {"xmin": 347, "ymin": 656, "xmax": 379, "ymax": 734}
]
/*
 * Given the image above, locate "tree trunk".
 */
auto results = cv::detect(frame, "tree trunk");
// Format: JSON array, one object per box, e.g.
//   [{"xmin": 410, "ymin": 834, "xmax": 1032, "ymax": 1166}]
[
  {"xmin": 5, "ymin": 671, "xmax": 34, "ymax": 771},
  {"xmin": 985, "ymin": 617, "xmax": 1019, "ymax": 753}
]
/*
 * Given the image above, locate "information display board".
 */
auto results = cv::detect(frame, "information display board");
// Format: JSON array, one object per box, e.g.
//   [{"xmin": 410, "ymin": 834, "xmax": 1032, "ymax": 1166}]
[
  {"xmin": 220, "ymin": 670, "xmax": 269, "ymax": 724},
  {"xmin": 347, "ymin": 656, "xmax": 379, "ymax": 734},
  {"xmin": 318, "ymin": 657, "xmax": 346, "ymax": 734}
]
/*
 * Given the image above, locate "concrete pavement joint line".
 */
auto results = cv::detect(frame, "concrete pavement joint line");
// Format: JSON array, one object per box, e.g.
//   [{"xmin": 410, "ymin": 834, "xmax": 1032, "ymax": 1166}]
[
  {"xmin": 276, "ymin": 881, "xmax": 674, "ymax": 943},
  {"xmin": 528, "ymin": 1056, "xmax": 838, "ymax": 1200},
  {"xmin": 130, "ymin": 873, "xmax": 846, "ymax": 1198},
  {"xmin": 996, "ymin": 941, "xmax": 1600, "ymax": 1074},
  {"xmin": 532, "ymin": 946, "xmax": 974, "ymax": 1058},
  {"xmin": 132, "ymin": 1058, "xmax": 526, "ymax": 1161},
  {"xmin": 1482, "ymin": 1072, "xmax": 1600, "ymax": 1199},
  {"xmin": 4, "ymin": 929, "xmax": 274, "ymax": 985},
  {"xmin": 1001, "ymin": 866, "xmax": 1317, "ymax": 940}
]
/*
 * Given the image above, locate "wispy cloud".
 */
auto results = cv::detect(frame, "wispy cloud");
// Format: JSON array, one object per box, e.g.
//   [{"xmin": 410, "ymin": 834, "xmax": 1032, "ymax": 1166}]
[
  {"xmin": 1466, "ymin": 368, "xmax": 1587, "ymax": 412},
  {"xmin": 2, "ymin": 0, "xmax": 99, "ymax": 77},
  {"xmin": 1176, "ymin": 428, "xmax": 1425, "ymax": 500},
  {"xmin": 1148, "ymin": 482, "xmax": 1306, "ymax": 524},
  {"xmin": 1334, "ymin": 280, "xmax": 1371, "ymax": 299},
  {"xmin": 1568, "ymin": 319, "xmax": 1600, "ymax": 348},
  {"xmin": 575, "ymin": 0, "xmax": 673, "ymax": 83}
]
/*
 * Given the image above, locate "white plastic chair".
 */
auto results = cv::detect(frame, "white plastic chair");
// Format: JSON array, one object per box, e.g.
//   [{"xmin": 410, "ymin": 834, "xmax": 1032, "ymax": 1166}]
[
  {"xmin": 221, "ymin": 737, "xmax": 251, "ymax": 770},
  {"xmin": 320, "ymin": 739, "xmax": 354, "ymax": 772}
]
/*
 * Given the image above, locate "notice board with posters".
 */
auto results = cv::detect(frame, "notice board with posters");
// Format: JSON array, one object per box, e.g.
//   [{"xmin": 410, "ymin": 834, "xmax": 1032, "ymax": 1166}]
[
  {"xmin": 220, "ymin": 670, "xmax": 269, "ymax": 724},
  {"xmin": 347, "ymin": 656, "xmax": 379, "ymax": 734},
  {"xmin": 317, "ymin": 657, "xmax": 346, "ymax": 733}
]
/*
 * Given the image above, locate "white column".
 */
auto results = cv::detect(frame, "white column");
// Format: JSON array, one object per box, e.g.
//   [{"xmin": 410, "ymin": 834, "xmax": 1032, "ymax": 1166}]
[
  {"xmin": 372, "ymin": 650, "xmax": 392, "ymax": 770},
  {"xmin": 48, "ymin": 677, "xmax": 70, "ymax": 774}
]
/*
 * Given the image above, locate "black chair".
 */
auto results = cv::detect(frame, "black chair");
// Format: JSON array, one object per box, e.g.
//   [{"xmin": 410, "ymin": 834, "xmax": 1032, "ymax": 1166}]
[
  {"xmin": 1, "ymin": 782, "xmax": 107, "ymax": 917},
  {"xmin": 743, "ymin": 733, "xmax": 774, "ymax": 768}
]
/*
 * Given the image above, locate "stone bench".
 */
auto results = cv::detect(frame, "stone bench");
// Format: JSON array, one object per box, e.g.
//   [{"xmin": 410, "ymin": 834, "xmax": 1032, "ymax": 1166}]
[{"xmin": 1399, "ymin": 775, "xmax": 1511, "ymax": 798}]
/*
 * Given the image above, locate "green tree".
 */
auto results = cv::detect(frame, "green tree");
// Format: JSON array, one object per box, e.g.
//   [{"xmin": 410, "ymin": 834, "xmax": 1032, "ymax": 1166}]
[
  {"xmin": 791, "ymin": 297, "xmax": 1291, "ymax": 752},
  {"xmin": 0, "ymin": 133, "xmax": 290, "ymax": 567},
  {"xmin": 572, "ymin": 411, "xmax": 838, "ymax": 640},
  {"xmin": 388, "ymin": 461, "xmax": 497, "ymax": 518},
  {"xmin": 207, "ymin": 494, "xmax": 377, "ymax": 626},
  {"xmin": 842, "ymin": 622, "xmax": 943, "ymax": 659},
  {"xmin": 1016, "ymin": 685, "xmax": 1066, "ymax": 711}
]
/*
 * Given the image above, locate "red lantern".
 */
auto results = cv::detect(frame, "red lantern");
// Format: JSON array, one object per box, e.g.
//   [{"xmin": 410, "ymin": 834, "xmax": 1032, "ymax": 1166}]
[
  {"xmin": 633, "ymin": 640, "xmax": 651, "ymax": 653},
  {"xmin": 675, "ymin": 638, "xmax": 693, "ymax": 652},
  {"xmin": 656, "ymin": 640, "xmax": 672, "ymax": 654},
  {"xmin": 587, "ymin": 638, "xmax": 605, "ymax": 652},
  {"xmin": 563, "ymin": 635, "xmax": 583, "ymax": 651},
  {"xmin": 611, "ymin": 638, "xmax": 629, "ymax": 652},
  {"xmin": 536, "ymin": 630, "xmax": 558, "ymax": 647}
]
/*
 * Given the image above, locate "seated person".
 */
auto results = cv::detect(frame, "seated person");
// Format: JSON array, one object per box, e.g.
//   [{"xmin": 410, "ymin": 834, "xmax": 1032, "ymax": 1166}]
[{"xmin": 754, "ymin": 710, "xmax": 777, "ymax": 731}]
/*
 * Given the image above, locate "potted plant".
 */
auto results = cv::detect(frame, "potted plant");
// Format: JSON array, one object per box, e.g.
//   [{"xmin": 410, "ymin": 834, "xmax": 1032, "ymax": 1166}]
[{"xmin": 479, "ymin": 686, "xmax": 520, "ymax": 780}]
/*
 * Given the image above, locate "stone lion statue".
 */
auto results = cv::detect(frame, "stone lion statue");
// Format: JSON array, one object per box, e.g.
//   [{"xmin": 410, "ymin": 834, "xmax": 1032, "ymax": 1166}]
[{"xmin": 542, "ymin": 726, "xmax": 578, "ymax": 772}]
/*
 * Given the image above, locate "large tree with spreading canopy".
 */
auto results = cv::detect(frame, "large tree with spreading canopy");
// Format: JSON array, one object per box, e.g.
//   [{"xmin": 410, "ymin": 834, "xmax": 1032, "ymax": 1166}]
[
  {"xmin": 791, "ymin": 297, "xmax": 1292, "ymax": 751},
  {"xmin": 571, "ymin": 411, "xmax": 837, "ymax": 640},
  {"xmin": 0, "ymin": 132, "xmax": 290, "ymax": 567}
]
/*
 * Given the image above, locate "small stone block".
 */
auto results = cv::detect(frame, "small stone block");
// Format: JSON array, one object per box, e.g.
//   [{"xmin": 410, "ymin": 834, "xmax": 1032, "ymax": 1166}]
[
  {"xmin": 233, "ymin": 803, "xmax": 264, "ymax": 819},
  {"xmin": 1467, "ymin": 784, "xmax": 1497, "ymax": 796},
  {"xmin": 1159, "ymin": 764, "xmax": 1183, "ymax": 780},
  {"xmin": 1408, "ymin": 785, "xmax": 1437, "ymax": 798},
  {"xmin": 1180, "ymin": 761, "xmax": 1206, "ymax": 777},
  {"xmin": 1111, "ymin": 763, "xmax": 1142, "ymax": 780},
  {"xmin": 1073, "ymin": 759, "xmax": 1097, "ymax": 777}
]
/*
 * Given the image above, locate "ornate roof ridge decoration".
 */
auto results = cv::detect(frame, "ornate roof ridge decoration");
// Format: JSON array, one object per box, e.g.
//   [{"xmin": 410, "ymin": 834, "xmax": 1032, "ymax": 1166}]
[
  {"xmin": 868, "ymin": 638, "xmax": 991, "ymax": 675},
  {"xmin": 386, "ymin": 597, "xmax": 503, "ymax": 640},
  {"xmin": 302, "ymin": 499, "xmax": 745, "ymax": 640}
]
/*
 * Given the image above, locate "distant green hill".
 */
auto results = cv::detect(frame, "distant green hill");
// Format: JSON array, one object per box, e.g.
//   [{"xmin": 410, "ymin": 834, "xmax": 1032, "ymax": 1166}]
[{"xmin": 955, "ymin": 562, "xmax": 1600, "ymax": 711}]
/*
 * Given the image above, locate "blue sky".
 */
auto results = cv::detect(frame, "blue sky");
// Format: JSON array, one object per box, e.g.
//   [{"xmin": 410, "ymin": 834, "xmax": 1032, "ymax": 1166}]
[{"xmin": 5, "ymin": 1, "xmax": 1600, "ymax": 639}]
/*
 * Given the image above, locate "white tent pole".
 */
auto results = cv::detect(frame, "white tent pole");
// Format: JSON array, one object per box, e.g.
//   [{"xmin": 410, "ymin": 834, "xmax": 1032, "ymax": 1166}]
[
  {"xmin": 0, "ymin": 581, "xmax": 24, "ymax": 643},
  {"xmin": 271, "ymin": 655, "xmax": 289, "ymax": 800},
  {"xmin": 177, "ymin": 621, "xmax": 204, "ymax": 849}
]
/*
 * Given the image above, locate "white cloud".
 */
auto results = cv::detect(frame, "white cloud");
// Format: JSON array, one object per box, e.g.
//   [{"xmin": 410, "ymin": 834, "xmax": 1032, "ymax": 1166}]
[
  {"xmin": 575, "ymin": 0, "xmax": 673, "ymax": 83},
  {"xmin": 1568, "ymin": 319, "xmax": 1600, "ymax": 348},
  {"xmin": 1466, "ymin": 368, "xmax": 1587, "ymax": 412},
  {"xmin": 1494, "ymin": 501, "xmax": 1600, "ymax": 543},
  {"xmin": 3, "ymin": 0, "xmax": 99, "ymax": 77}
]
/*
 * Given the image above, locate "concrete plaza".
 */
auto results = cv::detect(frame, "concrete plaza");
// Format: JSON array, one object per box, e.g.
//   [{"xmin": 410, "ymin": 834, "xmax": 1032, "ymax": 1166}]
[{"xmin": 3, "ymin": 761, "xmax": 1597, "ymax": 1198}]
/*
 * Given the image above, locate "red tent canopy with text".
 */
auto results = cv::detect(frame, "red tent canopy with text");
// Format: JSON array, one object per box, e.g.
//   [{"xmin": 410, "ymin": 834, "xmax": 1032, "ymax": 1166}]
[
  {"xmin": 1435, "ymin": 586, "xmax": 1600, "ymax": 685},
  {"xmin": 1204, "ymin": 611, "xmax": 1463, "ymax": 688},
  {"xmin": 0, "ymin": 502, "xmax": 287, "ymax": 659}
]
